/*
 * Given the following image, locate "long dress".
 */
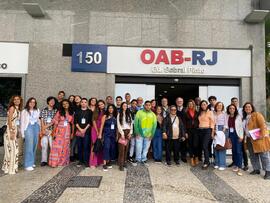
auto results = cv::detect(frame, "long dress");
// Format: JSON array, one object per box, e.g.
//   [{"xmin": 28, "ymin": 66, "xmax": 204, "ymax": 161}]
[
  {"xmin": 2, "ymin": 109, "xmax": 19, "ymax": 174},
  {"xmin": 89, "ymin": 112, "xmax": 103, "ymax": 167},
  {"xmin": 49, "ymin": 111, "xmax": 73, "ymax": 167}
]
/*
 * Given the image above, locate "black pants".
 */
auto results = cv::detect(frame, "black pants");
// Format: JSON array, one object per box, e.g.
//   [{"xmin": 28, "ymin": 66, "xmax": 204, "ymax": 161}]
[
  {"xmin": 198, "ymin": 128, "xmax": 212, "ymax": 164},
  {"xmin": 165, "ymin": 139, "xmax": 180, "ymax": 163},
  {"xmin": 187, "ymin": 128, "xmax": 199, "ymax": 158},
  {"xmin": 180, "ymin": 140, "xmax": 188, "ymax": 160},
  {"xmin": 242, "ymin": 141, "xmax": 248, "ymax": 167}
]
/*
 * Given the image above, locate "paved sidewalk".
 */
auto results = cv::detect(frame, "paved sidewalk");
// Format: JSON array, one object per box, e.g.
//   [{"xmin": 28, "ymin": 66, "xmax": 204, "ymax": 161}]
[{"xmin": 1, "ymin": 147, "xmax": 270, "ymax": 203}]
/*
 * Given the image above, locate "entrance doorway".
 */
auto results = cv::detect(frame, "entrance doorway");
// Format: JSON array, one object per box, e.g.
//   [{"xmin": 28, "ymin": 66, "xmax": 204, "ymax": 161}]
[{"xmin": 155, "ymin": 84, "xmax": 199, "ymax": 106}]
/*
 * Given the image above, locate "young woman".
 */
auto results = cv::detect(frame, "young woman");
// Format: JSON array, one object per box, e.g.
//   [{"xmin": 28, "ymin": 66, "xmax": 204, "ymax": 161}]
[
  {"xmin": 20, "ymin": 97, "xmax": 41, "ymax": 171},
  {"xmin": 89, "ymin": 100, "xmax": 105, "ymax": 168},
  {"xmin": 213, "ymin": 102, "xmax": 228, "ymax": 171},
  {"xmin": 243, "ymin": 102, "xmax": 270, "ymax": 179},
  {"xmin": 75, "ymin": 98, "xmax": 92, "ymax": 167},
  {"xmin": 151, "ymin": 99, "xmax": 157, "ymax": 113},
  {"xmin": 128, "ymin": 99, "xmax": 138, "ymax": 164},
  {"xmin": 89, "ymin": 97, "xmax": 97, "ymax": 112},
  {"xmin": 68, "ymin": 95, "xmax": 75, "ymax": 104},
  {"xmin": 39, "ymin": 96, "xmax": 57, "ymax": 166},
  {"xmin": 99, "ymin": 104, "xmax": 117, "ymax": 171},
  {"xmin": 153, "ymin": 106, "xmax": 163, "ymax": 162},
  {"xmin": 183, "ymin": 99, "xmax": 199, "ymax": 167},
  {"xmin": 198, "ymin": 100, "xmax": 215, "ymax": 169},
  {"xmin": 2, "ymin": 96, "xmax": 23, "ymax": 174},
  {"xmin": 49, "ymin": 99, "xmax": 74, "ymax": 167},
  {"xmin": 117, "ymin": 102, "xmax": 133, "ymax": 171},
  {"xmin": 227, "ymin": 104, "xmax": 244, "ymax": 176}
]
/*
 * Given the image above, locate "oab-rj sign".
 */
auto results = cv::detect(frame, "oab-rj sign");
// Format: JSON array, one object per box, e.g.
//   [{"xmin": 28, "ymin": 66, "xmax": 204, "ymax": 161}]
[{"xmin": 71, "ymin": 44, "xmax": 251, "ymax": 77}]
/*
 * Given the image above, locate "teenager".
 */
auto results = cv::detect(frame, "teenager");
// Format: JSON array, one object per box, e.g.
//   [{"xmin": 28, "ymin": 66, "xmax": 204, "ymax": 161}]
[{"xmin": 153, "ymin": 106, "xmax": 163, "ymax": 162}]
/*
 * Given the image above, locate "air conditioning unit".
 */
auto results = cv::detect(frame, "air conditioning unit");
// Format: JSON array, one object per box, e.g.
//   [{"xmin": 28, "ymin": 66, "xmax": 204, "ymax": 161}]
[{"xmin": 260, "ymin": 0, "xmax": 270, "ymax": 10}]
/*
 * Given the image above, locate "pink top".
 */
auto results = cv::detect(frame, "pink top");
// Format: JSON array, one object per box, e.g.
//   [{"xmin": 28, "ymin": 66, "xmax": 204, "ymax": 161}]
[
  {"xmin": 214, "ymin": 112, "xmax": 228, "ymax": 128},
  {"xmin": 198, "ymin": 110, "xmax": 215, "ymax": 129}
]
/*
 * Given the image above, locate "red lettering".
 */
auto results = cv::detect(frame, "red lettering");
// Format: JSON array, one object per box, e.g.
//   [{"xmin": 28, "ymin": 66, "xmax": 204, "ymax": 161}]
[
  {"xmin": 155, "ymin": 50, "xmax": 169, "ymax": 64},
  {"xmin": 141, "ymin": 49, "xmax": 155, "ymax": 64},
  {"xmin": 171, "ymin": 50, "xmax": 184, "ymax": 64}
]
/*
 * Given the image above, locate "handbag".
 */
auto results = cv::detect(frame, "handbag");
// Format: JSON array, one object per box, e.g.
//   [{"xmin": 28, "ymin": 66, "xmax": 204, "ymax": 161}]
[
  {"xmin": 75, "ymin": 130, "xmax": 85, "ymax": 138},
  {"xmin": 93, "ymin": 138, "xmax": 103, "ymax": 154},
  {"xmin": 0, "ymin": 125, "xmax": 7, "ymax": 146},
  {"xmin": 118, "ymin": 137, "xmax": 128, "ymax": 146},
  {"xmin": 215, "ymin": 138, "xmax": 232, "ymax": 150}
]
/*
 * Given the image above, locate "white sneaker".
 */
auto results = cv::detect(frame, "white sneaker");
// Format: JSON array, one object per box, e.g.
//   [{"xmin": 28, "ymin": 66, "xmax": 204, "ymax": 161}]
[
  {"xmin": 25, "ymin": 167, "xmax": 34, "ymax": 171},
  {"xmin": 218, "ymin": 167, "xmax": 225, "ymax": 171},
  {"xmin": 214, "ymin": 165, "xmax": 219, "ymax": 169},
  {"xmin": 32, "ymin": 164, "xmax": 36, "ymax": 168}
]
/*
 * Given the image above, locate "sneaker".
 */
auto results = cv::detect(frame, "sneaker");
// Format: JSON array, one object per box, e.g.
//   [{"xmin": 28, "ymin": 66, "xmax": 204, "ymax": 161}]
[
  {"xmin": 119, "ymin": 166, "xmax": 124, "ymax": 171},
  {"xmin": 154, "ymin": 159, "xmax": 162, "ymax": 163},
  {"xmin": 232, "ymin": 167, "xmax": 239, "ymax": 172},
  {"xmin": 175, "ymin": 161, "xmax": 180, "ymax": 166},
  {"xmin": 202, "ymin": 163, "xmax": 209, "ymax": 170},
  {"xmin": 181, "ymin": 158, "xmax": 187, "ymax": 163},
  {"xmin": 128, "ymin": 157, "xmax": 134, "ymax": 163},
  {"xmin": 25, "ymin": 167, "xmax": 34, "ymax": 171},
  {"xmin": 103, "ymin": 165, "xmax": 108, "ymax": 171},
  {"xmin": 243, "ymin": 166, "xmax": 249, "ymax": 171},
  {"xmin": 250, "ymin": 170, "xmax": 260, "ymax": 175},
  {"xmin": 40, "ymin": 162, "xmax": 47, "ymax": 167},
  {"xmin": 214, "ymin": 165, "xmax": 219, "ymax": 169},
  {"xmin": 166, "ymin": 161, "xmax": 172, "ymax": 166},
  {"xmin": 76, "ymin": 162, "xmax": 83, "ymax": 167},
  {"xmin": 32, "ymin": 164, "xmax": 36, "ymax": 168},
  {"xmin": 132, "ymin": 161, "xmax": 138, "ymax": 166},
  {"xmin": 142, "ymin": 161, "xmax": 149, "ymax": 167},
  {"xmin": 218, "ymin": 167, "xmax": 225, "ymax": 171},
  {"xmin": 106, "ymin": 162, "xmax": 113, "ymax": 169}
]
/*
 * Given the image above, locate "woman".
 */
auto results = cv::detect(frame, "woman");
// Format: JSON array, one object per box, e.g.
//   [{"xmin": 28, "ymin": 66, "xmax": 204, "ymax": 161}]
[
  {"xmin": 213, "ymin": 102, "xmax": 228, "ymax": 171},
  {"xmin": 153, "ymin": 106, "xmax": 163, "ymax": 162},
  {"xmin": 117, "ymin": 102, "xmax": 133, "ymax": 171},
  {"xmin": 227, "ymin": 104, "xmax": 244, "ymax": 176},
  {"xmin": 243, "ymin": 102, "xmax": 270, "ymax": 179},
  {"xmin": 99, "ymin": 104, "xmax": 117, "ymax": 171},
  {"xmin": 49, "ymin": 99, "xmax": 74, "ymax": 167},
  {"xmin": 198, "ymin": 100, "xmax": 215, "ymax": 169},
  {"xmin": 151, "ymin": 99, "xmax": 157, "ymax": 113},
  {"xmin": 2, "ymin": 96, "xmax": 23, "ymax": 174},
  {"xmin": 20, "ymin": 97, "xmax": 40, "ymax": 171},
  {"xmin": 68, "ymin": 95, "xmax": 75, "ymax": 104},
  {"xmin": 74, "ymin": 95, "xmax": 82, "ymax": 113},
  {"xmin": 183, "ymin": 99, "xmax": 199, "ymax": 167},
  {"xmin": 89, "ymin": 100, "xmax": 105, "ymax": 168},
  {"xmin": 89, "ymin": 97, "xmax": 97, "ymax": 112}
]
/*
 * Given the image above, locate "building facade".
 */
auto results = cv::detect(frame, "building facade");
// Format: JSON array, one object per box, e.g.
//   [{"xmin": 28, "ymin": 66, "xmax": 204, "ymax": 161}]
[{"xmin": 0, "ymin": 0, "xmax": 266, "ymax": 118}]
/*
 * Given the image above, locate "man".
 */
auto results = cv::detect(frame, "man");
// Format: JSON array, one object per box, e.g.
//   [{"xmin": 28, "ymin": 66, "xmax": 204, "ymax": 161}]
[
  {"xmin": 228, "ymin": 97, "xmax": 248, "ymax": 171},
  {"xmin": 128, "ymin": 99, "xmax": 138, "ymax": 164},
  {"xmin": 136, "ymin": 97, "xmax": 144, "ymax": 110},
  {"xmin": 39, "ymin": 96, "xmax": 58, "ymax": 166},
  {"xmin": 125, "ymin": 92, "xmax": 131, "ymax": 107},
  {"xmin": 55, "ymin": 90, "xmax": 65, "ymax": 110},
  {"xmin": 115, "ymin": 96, "xmax": 123, "ymax": 111},
  {"xmin": 161, "ymin": 97, "xmax": 170, "ymax": 118},
  {"xmin": 163, "ymin": 105, "xmax": 186, "ymax": 166},
  {"xmin": 74, "ymin": 98, "xmax": 92, "ymax": 167},
  {"xmin": 194, "ymin": 97, "xmax": 201, "ymax": 111},
  {"xmin": 208, "ymin": 96, "xmax": 217, "ymax": 111},
  {"xmin": 106, "ymin": 96, "xmax": 114, "ymax": 106},
  {"xmin": 175, "ymin": 97, "xmax": 187, "ymax": 163},
  {"xmin": 134, "ymin": 101, "xmax": 157, "ymax": 165}
]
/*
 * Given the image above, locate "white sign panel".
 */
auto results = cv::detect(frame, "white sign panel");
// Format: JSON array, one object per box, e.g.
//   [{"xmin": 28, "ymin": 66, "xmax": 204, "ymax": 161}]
[
  {"xmin": 107, "ymin": 47, "xmax": 251, "ymax": 77},
  {"xmin": 0, "ymin": 42, "xmax": 29, "ymax": 74}
]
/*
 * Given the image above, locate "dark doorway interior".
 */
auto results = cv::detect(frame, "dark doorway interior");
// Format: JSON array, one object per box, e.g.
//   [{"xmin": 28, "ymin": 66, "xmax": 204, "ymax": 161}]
[{"xmin": 155, "ymin": 84, "xmax": 199, "ymax": 106}]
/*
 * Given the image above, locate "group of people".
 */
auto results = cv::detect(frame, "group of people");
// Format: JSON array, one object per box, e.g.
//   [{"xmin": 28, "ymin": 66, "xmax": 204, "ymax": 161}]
[{"xmin": 2, "ymin": 91, "xmax": 270, "ymax": 180}]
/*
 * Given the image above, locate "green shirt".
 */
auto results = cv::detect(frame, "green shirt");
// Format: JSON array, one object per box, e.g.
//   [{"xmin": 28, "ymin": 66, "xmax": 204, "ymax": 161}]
[{"xmin": 134, "ymin": 109, "xmax": 157, "ymax": 138}]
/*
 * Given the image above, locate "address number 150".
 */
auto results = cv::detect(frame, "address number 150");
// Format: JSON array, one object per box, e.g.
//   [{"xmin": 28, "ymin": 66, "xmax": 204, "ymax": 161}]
[{"xmin": 76, "ymin": 51, "xmax": 102, "ymax": 64}]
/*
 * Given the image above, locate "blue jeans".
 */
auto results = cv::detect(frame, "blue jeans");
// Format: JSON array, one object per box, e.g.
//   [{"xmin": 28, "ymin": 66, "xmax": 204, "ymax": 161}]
[
  {"xmin": 214, "ymin": 125, "xmax": 227, "ymax": 168},
  {"xmin": 77, "ymin": 130, "xmax": 91, "ymax": 165},
  {"xmin": 152, "ymin": 128, "xmax": 163, "ymax": 161},
  {"xmin": 103, "ymin": 135, "xmax": 116, "ymax": 161},
  {"xmin": 229, "ymin": 130, "xmax": 243, "ymax": 168},
  {"xmin": 136, "ymin": 136, "xmax": 151, "ymax": 162},
  {"xmin": 24, "ymin": 123, "xmax": 40, "ymax": 168}
]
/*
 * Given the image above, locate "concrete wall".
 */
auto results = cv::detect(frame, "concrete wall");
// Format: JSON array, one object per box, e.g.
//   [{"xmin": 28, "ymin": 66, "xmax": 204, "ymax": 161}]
[{"xmin": 0, "ymin": 0, "xmax": 266, "ymax": 113}]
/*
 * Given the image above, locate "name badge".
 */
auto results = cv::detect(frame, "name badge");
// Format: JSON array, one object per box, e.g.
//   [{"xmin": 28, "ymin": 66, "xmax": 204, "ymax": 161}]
[
  {"xmin": 111, "ymin": 124, "xmax": 115, "ymax": 130},
  {"xmin": 47, "ymin": 117, "xmax": 52, "ymax": 123},
  {"xmin": 15, "ymin": 120, "xmax": 20, "ymax": 126},
  {"xmin": 230, "ymin": 128, "xmax": 234, "ymax": 133},
  {"xmin": 64, "ymin": 120, "xmax": 68, "ymax": 127},
  {"xmin": 81, "ymin": 118, "xmax": 86, "ymax": 124}
]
